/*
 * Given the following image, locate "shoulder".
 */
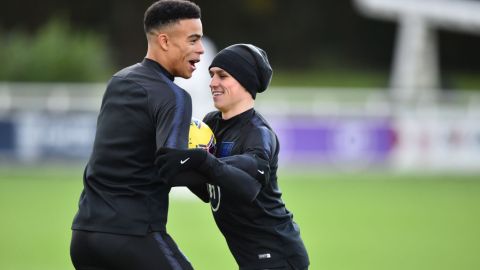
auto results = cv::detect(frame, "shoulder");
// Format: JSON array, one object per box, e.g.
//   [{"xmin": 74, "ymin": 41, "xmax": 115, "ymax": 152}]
[
  {"xmin": 114, "ymin": 63, "xmax": 191, "ymax": 104},
  {"xmin": 245, "ymin": 112, "xmax": 277, "ymax": 148},
  {"xmin": 113, "ymin": 63, "xmax": 159, "ymax": 86},
  {"xmin": 247, "ymin": 125, "xmax": 276, "ymax": 145},
  {"xmin": 203, "ymin": 111, "xmax": 221, "ymax": 126},
  {"xmin": 248, "ymin": 111, "xmax": 275, "ymax": 138},
  {"xmin": 113, "ymin": 62, "xmax": 173, "ymax": 93}
]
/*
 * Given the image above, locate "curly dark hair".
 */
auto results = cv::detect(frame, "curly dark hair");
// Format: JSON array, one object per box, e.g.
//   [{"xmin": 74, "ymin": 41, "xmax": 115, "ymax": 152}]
[{"xmin": 144, "ymin": 0, "xmax": 201, "ymax": 34}]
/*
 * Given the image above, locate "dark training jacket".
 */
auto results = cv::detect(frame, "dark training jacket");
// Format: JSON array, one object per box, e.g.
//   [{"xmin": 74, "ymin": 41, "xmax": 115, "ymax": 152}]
[
  {"xmin": 202, "ymin": 109, "xmax": 310, "ymax": 270},
  {"xmin": 72, "ymin": 58, "xmax": 192, "ymax": 236}
]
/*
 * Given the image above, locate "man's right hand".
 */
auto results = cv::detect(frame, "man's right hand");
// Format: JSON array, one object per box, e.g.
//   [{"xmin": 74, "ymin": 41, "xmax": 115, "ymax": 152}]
[{"xmin": 155, "ymin": 147, "xmax": 207, "ymax": 180}]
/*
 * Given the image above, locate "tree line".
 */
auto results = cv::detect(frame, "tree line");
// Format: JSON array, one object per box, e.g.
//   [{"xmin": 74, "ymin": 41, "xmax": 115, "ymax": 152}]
[{"xmin": 2, "ymin": 0, "xmax": 480, "ymax": 73}]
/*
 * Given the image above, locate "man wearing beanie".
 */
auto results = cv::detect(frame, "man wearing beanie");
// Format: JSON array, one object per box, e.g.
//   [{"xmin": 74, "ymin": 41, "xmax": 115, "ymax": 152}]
[{"xmin": 157, "ymin": 44, "xmax": 310, "ymax": 270}]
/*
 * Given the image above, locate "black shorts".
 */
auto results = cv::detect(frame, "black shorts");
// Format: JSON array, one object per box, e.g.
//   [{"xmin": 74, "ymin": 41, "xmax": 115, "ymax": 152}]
[{"xmin": 70, "ymin": 230, "xmax": 193, "ymax": 270}]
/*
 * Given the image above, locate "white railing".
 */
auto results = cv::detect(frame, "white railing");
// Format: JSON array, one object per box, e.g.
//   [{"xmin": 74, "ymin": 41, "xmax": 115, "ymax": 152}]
[{"xmin": 1, "ymin": 82, "xmax": 480, "ymax": 172}]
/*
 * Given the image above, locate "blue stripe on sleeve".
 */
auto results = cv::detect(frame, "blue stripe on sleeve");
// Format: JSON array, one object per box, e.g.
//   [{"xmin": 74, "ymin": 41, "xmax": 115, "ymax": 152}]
[{"xmin": 164, "ymin": 81, "xmax": 190, "ymax": 149}]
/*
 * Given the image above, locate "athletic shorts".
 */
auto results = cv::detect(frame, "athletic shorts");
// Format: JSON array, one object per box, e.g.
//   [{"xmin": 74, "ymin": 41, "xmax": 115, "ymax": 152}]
[{"xmin": 70, "ymin": 230, "xmax": 193, "ymax": 270}]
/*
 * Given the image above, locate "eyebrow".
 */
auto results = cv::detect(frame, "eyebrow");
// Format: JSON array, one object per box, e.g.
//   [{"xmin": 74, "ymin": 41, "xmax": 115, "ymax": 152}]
[{"xmin": 188, "ymin": 34, "xmax": 202, "ymax": 40}]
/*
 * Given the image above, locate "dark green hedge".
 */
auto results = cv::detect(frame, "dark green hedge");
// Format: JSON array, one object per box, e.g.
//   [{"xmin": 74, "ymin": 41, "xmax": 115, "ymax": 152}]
[{"xmin": 0, "ymin": 18, "xmax": 113, "ymax": 82}]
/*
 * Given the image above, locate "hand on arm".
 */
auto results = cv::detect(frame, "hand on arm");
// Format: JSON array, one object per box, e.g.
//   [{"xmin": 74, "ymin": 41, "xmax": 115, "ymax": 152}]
[
  {"xmin": 155, "ymin": 147, "xmax": 263, "ymax": 202},
  {"xmin": 156, "ymin": 150, "xmax": 210, "ymax": 202},
  {"xmin": 155, "ymin": 147, "xmax": 207, "ymax": 180}
]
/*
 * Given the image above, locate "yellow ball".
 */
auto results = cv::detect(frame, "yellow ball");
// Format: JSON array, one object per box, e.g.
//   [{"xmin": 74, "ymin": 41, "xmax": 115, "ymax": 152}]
[{"xmin": 189, "ymin": 117, "xmax": 216, "ymax": 154}]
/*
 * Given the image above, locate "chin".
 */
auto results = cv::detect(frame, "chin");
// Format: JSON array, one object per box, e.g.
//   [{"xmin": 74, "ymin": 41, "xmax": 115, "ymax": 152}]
[
  {"xmin": 174, "ymin": 68, "xmax": 192, "ymax": 79},
  {"xmin": 213, "ymin": 102, "xmax": 222, "ymax": 110},
  {"xmin": 179, "ymin": 72, "xmax": 192, "ymax": 79}
]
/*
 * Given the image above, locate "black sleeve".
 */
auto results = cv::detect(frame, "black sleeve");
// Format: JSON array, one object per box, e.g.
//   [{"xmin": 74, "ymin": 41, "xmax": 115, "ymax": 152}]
[
  {"xmin": 150, "ymin": 87, "xmax": 192, "ymax": 150},
  {"xmin": 168, "ymin": 155, "xmax": 264, "ymax": 203},
  {"xmin": 168, "ymin": 155, "xmax": 266, "ymax": 203},
  {"xmin": 200, "ymin": 155, "xmax": 262, "ymax": 202},
  {"xmin": 149, "ymin": 87, "xmax": 192, "ymax": 183},
  {"xmin": 169, "ymin": 171, "xmax": 210, "ymax": 202},
  {"xmin": 219, "ymin": 126, "xmax": 275, "ymax": 185},
  {"xmin": 193, "ymin": 126, "xmax": 275, "ymax": 202},
  {"xmin": 218, "ymin": 154, "xmax": 270, "ymax": 186},
  {"xmin": 187, "ymin": 184, "xmax": 210, "ymax": 203},
  {"xmin": 166, "ymin": 153, "xmax": 262, "ymax": 203},
  {"xmin": 169, "ymin": 170, "xmax": 208, "ymax": 186},
  {"xmin": 206, "ymin": 114, "xmax": 274, "ymax": 186}
]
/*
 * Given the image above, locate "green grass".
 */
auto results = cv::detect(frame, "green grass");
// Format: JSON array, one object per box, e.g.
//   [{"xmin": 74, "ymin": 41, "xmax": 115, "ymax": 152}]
[{"xmin": 0, "ymin": 166, "xmax": 479, "ymax": 270}]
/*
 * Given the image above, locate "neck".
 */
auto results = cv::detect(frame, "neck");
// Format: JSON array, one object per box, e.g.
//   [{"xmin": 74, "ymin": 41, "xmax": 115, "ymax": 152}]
[
  {"xmin": 145, "ymin": 45, "xmax": 173, "ymax": 74},
  {"xmin": 221, "ymin": 101, "xmax": 254, "ymax": 120}
]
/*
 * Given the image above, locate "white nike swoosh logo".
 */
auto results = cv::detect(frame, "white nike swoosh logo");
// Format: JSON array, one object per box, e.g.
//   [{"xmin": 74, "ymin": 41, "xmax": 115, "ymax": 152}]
[
  {"xmin": 180, "ymin": 158, "xmax": 190, "ymax": 164},
  {"xmin": 257, "ymin": 170, "xmax": 264, "ymax": 175}
]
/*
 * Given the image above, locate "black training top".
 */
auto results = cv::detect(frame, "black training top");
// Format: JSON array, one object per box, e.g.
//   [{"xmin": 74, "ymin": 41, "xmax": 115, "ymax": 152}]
[
  {"xmin": 72, "ymin": 58, "xmax": 192, "ymax": 236},
  {"xmin": 203, "ymin": 109, "xmax": 310, "ymax": 270}
]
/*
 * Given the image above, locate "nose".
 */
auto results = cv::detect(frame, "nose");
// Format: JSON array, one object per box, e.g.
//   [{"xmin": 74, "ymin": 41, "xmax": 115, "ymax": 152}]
[
  {"xmin": 197, "ymin": 39, "xmax": 205, "ymax": 55},
  {"xmin": 209, "ymin": 75, "xmax": 219, "ymax": 89}
]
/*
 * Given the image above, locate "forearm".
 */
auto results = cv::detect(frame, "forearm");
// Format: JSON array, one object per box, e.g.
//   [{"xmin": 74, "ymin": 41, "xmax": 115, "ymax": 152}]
[
  {"xmin": 155, "ymin": 148, "xmax": 267, "ymax": 202},
  {"xmin": 199, "ymin": 155, "xmax": 264, "ymax": 202},
  {"xmin": 169, "ymin": 171, "xmax": 208, "ymax": 186},
  {"xmin": 169, "ymin": 171, "xmax": 209, "ymax": 202},
  {"xmin": 219, "ymin": 154, "xmax": 270, "ymax": 185}
]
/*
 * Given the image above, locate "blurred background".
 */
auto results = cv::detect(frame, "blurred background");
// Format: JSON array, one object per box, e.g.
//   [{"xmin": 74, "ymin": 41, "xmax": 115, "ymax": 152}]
[{"xmin": 1, "ymin": 0, "xmax": 479, "ymax": 270}]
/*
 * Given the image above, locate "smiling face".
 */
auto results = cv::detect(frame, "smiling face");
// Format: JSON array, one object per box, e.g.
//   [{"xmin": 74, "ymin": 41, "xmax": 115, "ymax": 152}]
[
  {"xmin": 155, "ymin": 18, "xmax": 204, "ymax": 78},
  {"xmin": 209, "ymin": 67, "xmax": 254, "ymax": 119}
]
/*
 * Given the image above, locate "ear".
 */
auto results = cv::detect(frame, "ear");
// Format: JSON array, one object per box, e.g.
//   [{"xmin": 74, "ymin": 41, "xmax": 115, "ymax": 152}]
[{"xmin": 157, "ymin": 33, "xmax": 169, "ymax": 51}]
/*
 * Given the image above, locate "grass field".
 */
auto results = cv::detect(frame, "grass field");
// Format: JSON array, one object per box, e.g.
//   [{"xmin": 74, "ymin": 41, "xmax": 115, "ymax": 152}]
[{"xmin": 0, "ymin": 166, "xmax": 479, "ymax": 270}]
